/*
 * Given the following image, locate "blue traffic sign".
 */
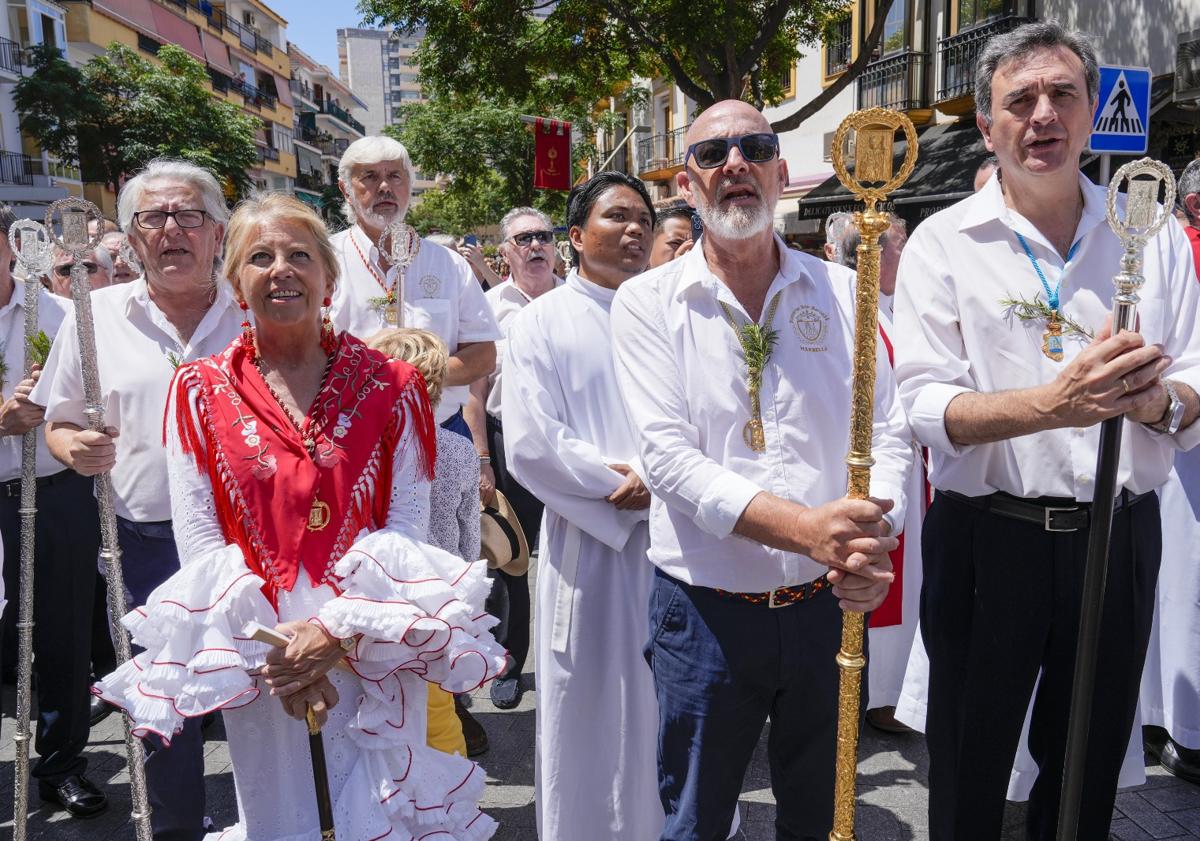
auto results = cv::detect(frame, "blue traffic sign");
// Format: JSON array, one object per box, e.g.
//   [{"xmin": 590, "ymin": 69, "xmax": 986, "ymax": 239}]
[{"xmin": 1089, "ymin": 65, "xmax": 1151, "ymax": 155}]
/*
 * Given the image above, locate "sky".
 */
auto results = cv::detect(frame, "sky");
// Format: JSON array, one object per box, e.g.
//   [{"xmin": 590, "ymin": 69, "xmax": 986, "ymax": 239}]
[{"xmin": 266, "ymin": 0, "xmax": 374, "ymax": 75}]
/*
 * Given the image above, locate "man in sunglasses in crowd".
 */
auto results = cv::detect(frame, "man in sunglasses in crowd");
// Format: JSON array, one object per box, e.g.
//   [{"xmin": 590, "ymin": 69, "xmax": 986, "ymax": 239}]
[
  {"xmin": 466, "ymin": 207, "xmax": 561, "ymax": 711},
  {"xmin": 47, "ymin": 245, "xmax": 115, "ymax": 298},
  {"xmin": 611, "ymin": 100, "xmax": 911, "ymax": 840},
  {"xmin": 330, "ymin": 136, "xmax": 499, "ymax": 442}
]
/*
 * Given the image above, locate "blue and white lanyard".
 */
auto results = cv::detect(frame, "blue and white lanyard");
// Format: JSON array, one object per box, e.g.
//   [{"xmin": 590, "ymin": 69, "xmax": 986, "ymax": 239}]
[{"xmin": 1014, "ymin": 232, "xmax": 1081, "ymax": 314}]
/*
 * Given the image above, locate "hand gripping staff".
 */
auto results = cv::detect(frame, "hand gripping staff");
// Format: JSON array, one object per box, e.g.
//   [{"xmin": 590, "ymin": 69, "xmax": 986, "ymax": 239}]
[
  {"xmin": 46, "ymin": 197, "xmax": 153, "ymax": 840},
  {"xmin": 827, "ymin": 107, "xmax": 918, "ymax": 841},
  {"xmin": 1056, "ymin": 159, "xmax": 1176, "ymax": 841},
  {"xmin": 8, "ymin": 218, "xmax": 51, "ymax": 841}
]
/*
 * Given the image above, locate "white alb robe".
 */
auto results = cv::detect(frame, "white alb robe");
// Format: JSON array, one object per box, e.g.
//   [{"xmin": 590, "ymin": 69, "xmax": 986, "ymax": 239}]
[
  {"xmin": 1140, "ymin": 449, "xmax": 1200, "ymax": 749},
  {"xmin": 502, "ymin": 271, "xmax": 664, "ymax": 841},
  {"xmin": 868, "ymin": 308, "xmax": 925, "ymax": 708}
]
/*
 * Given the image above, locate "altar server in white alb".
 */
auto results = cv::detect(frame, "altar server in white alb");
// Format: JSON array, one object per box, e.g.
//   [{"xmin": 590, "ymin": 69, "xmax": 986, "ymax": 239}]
[
  {"xmin": 330, "ymin": 136, "xmax": 499, "ymax": 437},
  {"xmin": 892, "ymin": 22, "xmax": 1200, "ymax": 841},
  {"xmin": 502, "ymin": 171, "xmax": 663, "ymax": 841}
]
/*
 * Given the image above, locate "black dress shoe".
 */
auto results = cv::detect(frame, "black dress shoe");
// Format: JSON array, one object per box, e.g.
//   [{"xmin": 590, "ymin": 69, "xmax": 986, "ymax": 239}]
[
  {"xmin": 490, "ymin": 675, "xmax": 522, "ymax": 710},
  {"xmin": 38, "ymin": 774, "xmax": 108, "ymax": 818},
  {"xmin": 1149, "ymin": 733, "xmax": 1200, "ymax": 786},
  {"xmin": 89, "ymin": 694, "xmax": 116, "ymax": 728}
]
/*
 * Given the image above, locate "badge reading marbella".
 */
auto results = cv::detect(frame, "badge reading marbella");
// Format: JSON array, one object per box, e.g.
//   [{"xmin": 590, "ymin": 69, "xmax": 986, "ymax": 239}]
[{"xmin": 790, "ymin": 305, "xmax": 829, "ymax": 351}]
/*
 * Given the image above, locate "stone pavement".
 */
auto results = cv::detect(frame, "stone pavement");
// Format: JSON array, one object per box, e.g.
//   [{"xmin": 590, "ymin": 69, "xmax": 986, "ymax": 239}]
[{"xmin": 1, "ymin": 551, "xmax": 1198, "ymax": 839}]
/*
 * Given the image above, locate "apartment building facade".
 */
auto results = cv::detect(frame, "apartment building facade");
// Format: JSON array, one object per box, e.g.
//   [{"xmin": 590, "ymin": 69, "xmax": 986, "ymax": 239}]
[{"xmin": 289, "ymin": 41, "xmax": 365, "ymax": 213}]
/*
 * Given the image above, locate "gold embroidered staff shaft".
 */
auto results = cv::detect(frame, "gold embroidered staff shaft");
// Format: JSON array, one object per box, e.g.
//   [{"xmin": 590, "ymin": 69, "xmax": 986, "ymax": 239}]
[
  {"xmin": 47, "ymin": 198, "xmax": 154, "ymax": 841},
  {"xmin": 827, "ymin": 108, "xmax": 918, "ymax": 841}
]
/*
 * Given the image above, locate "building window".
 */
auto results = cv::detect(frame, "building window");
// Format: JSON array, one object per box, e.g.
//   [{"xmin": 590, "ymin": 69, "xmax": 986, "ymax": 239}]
[
  {"xmin": 881, "ymin": 0, "xmax": 908, "ymax": 54},
  {"xmin": 390, "ymin": 74, "xmax": 401, "ymax": 86},
  {"xmin": 957, "ymin": 0, "xmax": 1010, "ymax": 31},
  {"xmin": 824, "ymin": 13, "xmax": 853, "ymax": 77},
  {"xmin": 779, "ymin": 64, "xmax": 797, "ymax": 98},
  {"xmin": 388, "ymin": 57, "xmax": 400, "ymax": 69},
  {"xmin": 138, "ymin": 33, "xmax": 162, "ymax": 55}
]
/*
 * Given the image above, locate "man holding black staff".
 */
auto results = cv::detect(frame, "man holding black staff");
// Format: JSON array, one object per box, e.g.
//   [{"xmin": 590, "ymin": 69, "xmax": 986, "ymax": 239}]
[
  {"xmin": 893, "ymin": 21, "xmax": 1200, "ymax": 840},
  {"xmin": 611, "ymin": 99, "xmax": 910, "ymax": 841}
]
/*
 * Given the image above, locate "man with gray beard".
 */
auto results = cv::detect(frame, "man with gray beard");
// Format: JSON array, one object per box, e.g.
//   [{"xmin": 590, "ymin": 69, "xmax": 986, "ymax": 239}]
[
  {"xmin": 611, "ymin": 100, "xmax": 911, "ymax": 840},
  {"xmin": 329, "ymin": 136, "xmax": 499, "ymax": 441}
]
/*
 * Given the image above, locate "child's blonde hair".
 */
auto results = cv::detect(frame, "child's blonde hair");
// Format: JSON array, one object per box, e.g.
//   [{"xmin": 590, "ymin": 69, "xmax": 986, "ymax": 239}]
[{"xmin": 367, "ymin": 328, "xmax": 449, "ymax": 409}]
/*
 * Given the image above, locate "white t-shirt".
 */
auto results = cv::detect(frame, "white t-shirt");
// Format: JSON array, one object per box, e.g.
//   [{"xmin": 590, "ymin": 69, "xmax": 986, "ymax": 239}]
[{"xmin": 484, "ymin": 276, "xmax": 563, "ymax": 420}]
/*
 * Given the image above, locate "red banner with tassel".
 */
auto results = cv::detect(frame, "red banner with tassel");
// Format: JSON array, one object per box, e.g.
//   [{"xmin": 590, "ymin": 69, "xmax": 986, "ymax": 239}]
[{"xmin": 533, "ymin": 117, "xmax": 571, "ymax": 191}]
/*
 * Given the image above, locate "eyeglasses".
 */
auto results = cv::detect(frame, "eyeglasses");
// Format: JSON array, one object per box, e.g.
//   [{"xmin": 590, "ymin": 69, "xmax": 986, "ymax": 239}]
[
  {"xmin": 509, "ymin": 230, "xmax": 555, "ymax": 247},
  {"xmin": 684, "ymin": 133, "xmax": 780, "ymax": 169},
  {"xmin": 54, "ymin": 262, "xmax": 99, "ymax": 277},
  {"xmin": 133, "ymin": 209, "xmax": 208, "ymax": 229}
]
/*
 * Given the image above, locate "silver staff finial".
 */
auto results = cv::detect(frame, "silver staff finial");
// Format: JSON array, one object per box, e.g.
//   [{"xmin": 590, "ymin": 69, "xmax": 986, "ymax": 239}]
[{"xmin": 8, "ymin": 219, "xmax": 52, "ymax": 278}]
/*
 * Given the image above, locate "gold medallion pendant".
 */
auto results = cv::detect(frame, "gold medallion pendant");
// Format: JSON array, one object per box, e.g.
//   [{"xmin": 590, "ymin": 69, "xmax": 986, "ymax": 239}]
[
  {"xmin": 384, "ymin": 305, "xmax": 399, "ymax": 327},
  {"xmin": 1042, "ymin": 316, "xmax": 1064, "ymax": 362},
  {"xmin": 743, "ymin": 418, "xmax": 766, "ymax": 453},
  {"xmin": 307, "ymin": 499, "xmax": 332, "ymax": 531}
]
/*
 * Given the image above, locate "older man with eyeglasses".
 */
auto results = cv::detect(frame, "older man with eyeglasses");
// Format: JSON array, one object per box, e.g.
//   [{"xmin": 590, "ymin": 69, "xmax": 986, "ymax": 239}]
[
  {"xmin": 465, "ymin": 206, "xmax": 561, "ymax": 711},
  {"xmin": 33, "ymin": 158, "xmax": 245, "ymax": 840},
  {"xmin": 611, "ymin": 101, "xmax": 911, "ymax": 840}
]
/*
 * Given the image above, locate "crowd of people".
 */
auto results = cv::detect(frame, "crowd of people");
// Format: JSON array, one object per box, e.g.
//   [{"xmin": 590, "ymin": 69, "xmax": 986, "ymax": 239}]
[{"xmin": 0, "ymin": 18, "xmax": 1197, "ymax": 841}]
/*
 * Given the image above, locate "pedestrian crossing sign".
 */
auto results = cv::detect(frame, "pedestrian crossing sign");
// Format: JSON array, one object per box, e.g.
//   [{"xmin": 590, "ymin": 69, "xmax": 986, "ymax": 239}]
[{"xmin": 1089, "ymin": 65, "xmax": 1151, "ymax": 154}]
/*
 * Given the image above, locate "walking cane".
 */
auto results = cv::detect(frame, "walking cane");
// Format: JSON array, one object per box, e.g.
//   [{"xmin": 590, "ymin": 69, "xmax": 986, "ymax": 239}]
[
  {"xmin": 306, "ymin": 707, "xmax": 337, "ymax": 840},
  {"xmin": 377, "ymin": 221, "xmax": 420, "ymax": 327},
  {"xmin": 1056, "ymin": 159, "xmax": 1175, "ymax": 840},
  {"xmin": 827, "ymin": 108, "xmax": 917, "ymax": 841},
  {"xmin": 46, "ymin": 198, "xmax": 154, "ymax": 840},
  {"xmin": 8, "ymin": 219, "xmax": 52, "ymax": 841}
]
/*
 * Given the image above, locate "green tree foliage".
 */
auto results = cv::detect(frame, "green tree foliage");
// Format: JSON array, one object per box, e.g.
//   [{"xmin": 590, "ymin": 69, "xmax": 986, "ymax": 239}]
[
  {"xmin": 388, "ymin": 97, "xmax": 573, "ymax": 233},
  {"xmin": 358, "ymin": 0, "xmax": 896, "ymax": 131},
  {"xmin": 16, "ymin": 43, "xmax": 259, "ymax": 196}
]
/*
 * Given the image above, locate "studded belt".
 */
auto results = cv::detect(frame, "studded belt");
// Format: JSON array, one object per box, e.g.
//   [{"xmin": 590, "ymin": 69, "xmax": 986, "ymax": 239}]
[{"xmin": 714, "ymin": 574, "xmax": 832, "ymax": 609}]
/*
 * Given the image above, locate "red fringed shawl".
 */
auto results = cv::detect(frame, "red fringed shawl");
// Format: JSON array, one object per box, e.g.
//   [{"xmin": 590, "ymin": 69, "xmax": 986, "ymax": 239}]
[{"xmin": 165, "ymin": 331, "xmax": 437, "ymax": 607}]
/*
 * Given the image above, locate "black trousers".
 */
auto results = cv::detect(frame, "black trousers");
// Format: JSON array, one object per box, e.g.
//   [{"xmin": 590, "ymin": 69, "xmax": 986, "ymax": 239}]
[
  {"xmin": 921, "ymin": 490, "xmax": 1161, "ymax": 841},
  {"xmin": 0, "ymin": 469, "xmax": 102, "ymax": 785},
  {"xmin": 484, "ymin": 413, "xmax": 541, "ymax": 677}
]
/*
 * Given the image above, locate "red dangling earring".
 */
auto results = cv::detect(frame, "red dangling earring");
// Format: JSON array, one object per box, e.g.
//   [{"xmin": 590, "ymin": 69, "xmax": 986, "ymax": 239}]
[
  {"xmin": 239, "ymin": 299, "xmax": 252, "ymax": 340},
  {"xmin": 320, "ymin": 295, "xmax": 337, "ymax": 354}
]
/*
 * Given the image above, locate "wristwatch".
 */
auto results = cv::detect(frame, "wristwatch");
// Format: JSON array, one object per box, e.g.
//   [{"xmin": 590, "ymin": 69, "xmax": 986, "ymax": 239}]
[{"xmin": 1147, "ymin": 380, "xmax": 1185, "ymax": 435}]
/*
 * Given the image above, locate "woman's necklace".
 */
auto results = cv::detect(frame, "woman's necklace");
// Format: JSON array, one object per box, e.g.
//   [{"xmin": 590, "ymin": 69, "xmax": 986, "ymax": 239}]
[
  {"xmin": 255, "ymin": 350, "xmax": 337, "ymax": 532},
  {"xmin": 718, "ymin": 291, "xmax": 782, "ymax": 453}
]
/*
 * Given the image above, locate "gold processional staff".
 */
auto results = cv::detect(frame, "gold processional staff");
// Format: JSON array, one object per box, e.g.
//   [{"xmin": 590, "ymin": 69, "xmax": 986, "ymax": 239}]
[{"xmin": 827, "ymin": 107, "xmax": 918, "ymax": 841}]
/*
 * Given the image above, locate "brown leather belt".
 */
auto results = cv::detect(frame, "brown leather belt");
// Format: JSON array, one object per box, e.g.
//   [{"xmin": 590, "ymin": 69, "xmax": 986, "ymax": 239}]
[{"xmin": 714, "ymin": 574, "xmax": 832, "ymax": 609}]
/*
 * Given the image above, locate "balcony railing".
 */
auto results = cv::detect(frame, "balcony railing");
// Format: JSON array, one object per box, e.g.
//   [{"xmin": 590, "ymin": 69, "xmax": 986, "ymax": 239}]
[
  {"xmin": 0, "ymin": 152, "xmax": 35, "ymax": 186},
  {"xmin": 290, "ymin": 79, "xmax": 316, "ymax": 104},
  {"xmin": 318, "ymin": 101, "xmax": 365, "ymax": 135},
  {"xmin": 858, "ymin": 50, "xmax": 929, "ymax": 111},
  {"xmin": 937, "ymin": 15, "xmax": 1031, "ymax": 101},
  {"xmin": 636, "ymin": 124, "xmax": 690, "ymax": 175},
  {"xmin": 255, "ymin": 145, "xmax": 281, "ymax": 163},
  {"xmin": 295, "ymin": 171, "xmax": 325, "ymax": 191},
  {"xmin": 0, "ymin": 36, "xmax": 22, "ymax": 75}
]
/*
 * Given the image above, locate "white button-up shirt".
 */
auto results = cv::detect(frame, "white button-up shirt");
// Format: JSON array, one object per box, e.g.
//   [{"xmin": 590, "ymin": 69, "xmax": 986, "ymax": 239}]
[
  {"xmin": 32, "ymin": 278, "xmax": 245, "ymax": 522},
  {"xmin": 0, "ymin": 279, "xmax": 71, "ymax": 482},
  {"xmin": 893, "ymin": 173, "xmax": 1200, "ymax": 500},
  {"xmin": 484, "ymin": 276, "xmax": 563, "ymax": 419},
  {"xmin": 611, "ymin": 235, "xmax": 912, "ymax": 593},
  {"xmin": 329, "ymin": 225, "xmax": 501, "ymax": 424}
]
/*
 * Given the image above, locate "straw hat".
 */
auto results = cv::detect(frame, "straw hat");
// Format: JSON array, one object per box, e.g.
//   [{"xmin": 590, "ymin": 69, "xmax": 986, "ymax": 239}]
[{"xmin": 480, "ymin": 490, "xmax": 530, "ymax": 576}]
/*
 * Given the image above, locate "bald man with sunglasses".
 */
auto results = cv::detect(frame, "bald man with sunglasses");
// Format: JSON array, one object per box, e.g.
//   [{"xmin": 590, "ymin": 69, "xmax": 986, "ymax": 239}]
[{"xmin": 612, "ymin": 100, "xmax": 911, "ymax": 841}]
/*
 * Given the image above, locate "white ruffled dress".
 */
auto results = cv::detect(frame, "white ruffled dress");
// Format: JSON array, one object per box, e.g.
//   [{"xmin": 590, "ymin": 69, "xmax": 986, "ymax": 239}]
[{"xmin": 95, "ymin": 390, "xmax": 507, "ymax": 841}]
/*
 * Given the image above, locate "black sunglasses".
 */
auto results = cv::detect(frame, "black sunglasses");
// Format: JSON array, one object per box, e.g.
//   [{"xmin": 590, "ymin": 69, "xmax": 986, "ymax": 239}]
[
  {"xmin": 54, "ymin": 262, "xmax": 99, "ymax": 277},
  {"xmin": 685, "ymin": 133, "xmax": 780, "ymax": 169},
  {"xmin": 509, "ymin": 230, "xmax": 555, "ymax": 247}
]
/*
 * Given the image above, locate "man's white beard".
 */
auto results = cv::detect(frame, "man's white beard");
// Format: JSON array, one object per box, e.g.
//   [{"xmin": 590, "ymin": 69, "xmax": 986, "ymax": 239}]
[
  {"xmin": 694, "ymin": 187, "xmax": 774, "ymax": 242},
  {"xmin": 351, "ymin": 197, "xmax": 408, "ymax": 233}
]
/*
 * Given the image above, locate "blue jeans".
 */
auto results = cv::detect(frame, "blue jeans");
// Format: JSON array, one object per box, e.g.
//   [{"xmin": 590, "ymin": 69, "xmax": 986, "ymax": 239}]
[
  {"xmin": 114, "ymin": 517, "xmax": 206, "ymax": 841},
  {"xmin": 647, "ymin": 568, "xmax": 845, "ymax": 841}
]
